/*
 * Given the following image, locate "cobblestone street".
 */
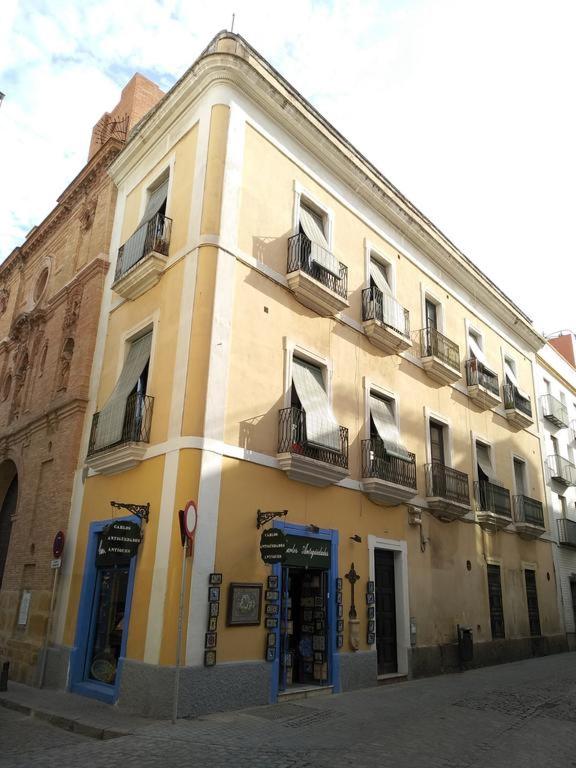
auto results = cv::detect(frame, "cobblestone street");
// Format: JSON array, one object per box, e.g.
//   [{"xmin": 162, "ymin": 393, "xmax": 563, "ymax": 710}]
[{"xmin": 2, "ymin": 654, "xmax": 576, "ymax": 768}]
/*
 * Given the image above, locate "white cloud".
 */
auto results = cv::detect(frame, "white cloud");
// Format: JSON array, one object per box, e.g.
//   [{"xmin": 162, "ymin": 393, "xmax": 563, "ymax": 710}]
[{"xmin": 1, "ymin": 0, "xmax": 574, "ymax": 334}]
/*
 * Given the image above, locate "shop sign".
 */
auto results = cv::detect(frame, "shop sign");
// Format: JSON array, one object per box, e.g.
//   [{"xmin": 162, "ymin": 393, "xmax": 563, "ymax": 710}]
[
  {"xmin": 284, "ymin": 535, "xmax": 331, "ymax": 569},
  {"xmin": 96, "ymin": 520, "xmax": 142, "ymax": 567},
  {"xmin": 260, "ymin": 528, "xmax": 286, "ymax": 564}
]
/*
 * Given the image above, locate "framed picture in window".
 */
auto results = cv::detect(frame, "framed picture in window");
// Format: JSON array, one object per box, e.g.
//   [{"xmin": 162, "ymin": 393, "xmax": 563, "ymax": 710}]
[
  {"xmin": 336, "ymin": 635, "xmax": 343, "ymax": 649},
  {"xmin": 367, "ymin": 580, "xmax": 375, "ymax": 594},
  {"xmin": 265, "ymin": 617, "xmax": 278, "ymax": 629},
  {"xmin": 205, "ymin": 632, "xmax": 217, "ymax": 649},
  {"xmin": 337, "ymin": 604, "xmax": 343, "ymax": 618},
  {"xmin": 366, "ymin": 592, "xmax": 375, "ymax": 605},
  {"xmin": 209, "ymin": 601, "xmax": 219, "ymax": 617},
  {"xmin": 368, "ymin": 620, "xmax": 375, "ymax": 634},
  {"xmin": 227, "ymin": 583, "xmax": 262, "ymax": 626},
  {"xmin": 367, "ymin": 632, "xmax": 375, "ymax": 645},
  {"xmin": 267, "ymin": 575, "xmax": 279, "ymax": 590},
  {"xmin": 367, "ymin": 605, "xmax": 375, "ymax": 620},
  {"xmin": 265, "ymin": 590, "xmax": 279, "ymax": 602},
  {"xmin": 265, "ymin": 603, "xmax": 279, "ymax": 616},
  {"xmin": 209, "ymin": 573, "xmax": 223, "ymax": 586},
  {"xmin": 204, "ymin": 650, "xmax": 216, "ymax": 667},
  {"xmin": 336, "ymin": 577, "xmax": 343, "ymax": 592},
  {"xmin": 267, "ymin": 632, "xmax": 276, "ymax": 648},
  {"xmin": 337, "ymin": 619, "xmax": 344, "ymax": 633},
  {"xmin": 266, "ymin": 647, "xmax": 276, "ymax": 662},
  {"xmin": 207, "ymin": 616, "xmax": 218, "ymax": 632},
  {"xmin": 208, "ymin": 586, "xmax": 220, "ymax": 603}
]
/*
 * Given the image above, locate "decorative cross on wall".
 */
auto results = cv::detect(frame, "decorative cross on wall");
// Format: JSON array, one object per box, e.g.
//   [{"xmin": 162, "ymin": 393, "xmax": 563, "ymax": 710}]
[{"xmin": 345, "ymin": 562, "xmax": 360, "ymax": 620}]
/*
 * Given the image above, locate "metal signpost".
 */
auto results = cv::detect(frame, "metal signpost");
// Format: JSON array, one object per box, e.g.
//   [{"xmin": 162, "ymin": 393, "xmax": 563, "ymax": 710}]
[
  {"xmin": 38, "ymin": 531, "xmax": 65, "ymax": 688},
  {"xmin": 173, "ymin": 500, "xmax": 197, "ymax": 724}
]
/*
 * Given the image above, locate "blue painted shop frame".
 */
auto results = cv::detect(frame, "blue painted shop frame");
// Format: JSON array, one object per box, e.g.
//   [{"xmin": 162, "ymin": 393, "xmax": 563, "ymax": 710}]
[
  {"xmin": 69, "ymin": 516, "xmax": 139, "ymax": 704},
  {"xmin": 269, "ymin": 521, "xmax": 340, "ymax": 702}
]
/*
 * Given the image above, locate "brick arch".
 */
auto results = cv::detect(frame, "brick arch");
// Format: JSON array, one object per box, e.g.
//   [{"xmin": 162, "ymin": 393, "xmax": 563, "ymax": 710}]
[{"xmin": 0, "ymin": 459, "xmax": 18, "ymax": 589}]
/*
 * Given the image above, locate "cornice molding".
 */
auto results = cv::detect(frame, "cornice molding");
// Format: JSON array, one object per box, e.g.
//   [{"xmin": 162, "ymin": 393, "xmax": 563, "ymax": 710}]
[{"xmin": 0, "ymin": 395, "xmax": 89, "ymax": 448}]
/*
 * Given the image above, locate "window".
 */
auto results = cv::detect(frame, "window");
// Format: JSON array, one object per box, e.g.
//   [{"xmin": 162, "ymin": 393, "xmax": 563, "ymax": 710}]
[
  {"xmin": 369, "ymin": 255, "xmax": 405, "ymax": 331},
  {"xmin": 543, "ymin": 378, "xmax": 551, "ymax": 395},
  {"xmin": 524, "ymin": 570, "xmax": 541, "ymax": 637},
  {"xmin": 425, "ymin": 298, "xmax": 438, "ymax": 333},
  {"xmin": 429, "ymin": 421, "xmax": 446, "ymax": 466},
  {"xmin": 513, "ymin": 458, "xmax": 527, "ymax": 496},
  {"xmin": 33, "ymin": 267, "xmax": 49, "ymax": 304},
  {"xmin": 476, "ymin": 442, "xmax": 496, "ymax": 483},
  {"xmin": 298, "ymin": 200, "xmax": 339, "ymax": 277},
  {"xmin": 291, "ymin": 357, "xmax": 340, "ymax": 451},
  {"xmin": 559, "ymin": 494, "xmax": 567, "ymax": 517},
  {"xmin": 468, "ymin": 328, "xmax": 485, "ymax": 363},
  {"xmin": 369, "ymin": 392, "xmax": 410, "ymax": 460},
  {"xmin": 487, "ymin": 564, "xmax": 505, "ymax": 639},
  {"xmin": 92, "ymin": 332, "xmax": 152, "ymax": 451},
  {"xmin": 503, "ymin": 356, "xmax": 517, "ymax": 388},
  {"xmin": 117, "ymin": 177, "xmax": 170, "ymax": 278},
  {"xmin": 551, "ymin": 435, "xmax": 560, "ymax": 456}
]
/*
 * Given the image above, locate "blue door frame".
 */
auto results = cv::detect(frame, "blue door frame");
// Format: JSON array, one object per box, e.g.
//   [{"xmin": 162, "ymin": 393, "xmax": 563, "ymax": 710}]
[
  {"xmin": 69, "ymin": 516, "xmax": 139, "ymax": 704},
  {"xmin": 269, "ymin": 521, "xmax": 340, "ymax": 702}
]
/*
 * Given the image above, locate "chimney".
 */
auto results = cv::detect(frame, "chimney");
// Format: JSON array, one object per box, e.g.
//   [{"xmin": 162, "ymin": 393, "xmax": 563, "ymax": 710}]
[{"xmin": 87, "ymin": 73, "xmax": 164, "ymax": 161}]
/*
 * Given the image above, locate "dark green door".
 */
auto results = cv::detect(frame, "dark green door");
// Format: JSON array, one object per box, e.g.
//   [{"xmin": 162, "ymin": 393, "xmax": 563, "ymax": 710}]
[{"xmin": 375, "ymin": 549, "xmax": 397, "ymax": 674}]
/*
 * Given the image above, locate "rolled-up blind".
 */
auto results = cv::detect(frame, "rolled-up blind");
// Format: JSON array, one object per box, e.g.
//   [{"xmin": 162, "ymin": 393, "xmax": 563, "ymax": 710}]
[
  {"xmin": 504, "ymin": 359, "xmax": 530, "ymax": 400},
  {"xmin": 369, "ymin": 259, "xmax": 406, "ymax": 333},
  {"xmin": 369, "ymin": 259, "xmax": 392, "ymax": 295},
  {"xmin": 476, "ymin": 443, "xmax": 498, "ymax": 484},
  {"xmin": 94, "ymin": 332, "xmax": 152, "ymax": 450},
  {"xmin": 292, "ymin": 358, "xmax": 341, "ymax": 451},
  {"xmin": 299, "ymin": 205, "xmax": 341, "ymax": 278},
  {"xmin": 370, "ymin": 394, "xmax": 411, "ymax": 460},
  {"xmin": 120, "ymin": 180, "xmax": 169, "ymax": 274}
]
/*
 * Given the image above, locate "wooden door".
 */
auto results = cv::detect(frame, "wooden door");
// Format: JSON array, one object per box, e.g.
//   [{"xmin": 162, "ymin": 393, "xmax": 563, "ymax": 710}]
[{"xmin": 375, "ymin": 549, "xmax": 397, "ymax": 674}]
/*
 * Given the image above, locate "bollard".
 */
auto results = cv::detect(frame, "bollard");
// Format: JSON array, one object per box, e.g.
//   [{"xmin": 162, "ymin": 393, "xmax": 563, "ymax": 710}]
[{"xmin": 0, "ymin": 661, "xmax": 9, "ymax": 692}]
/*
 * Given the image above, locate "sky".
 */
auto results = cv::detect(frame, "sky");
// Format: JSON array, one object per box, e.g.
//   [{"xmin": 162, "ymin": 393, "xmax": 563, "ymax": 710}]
[{"xmin": 1, "ymin": 0, "xmax": 574, "ymax": 336}]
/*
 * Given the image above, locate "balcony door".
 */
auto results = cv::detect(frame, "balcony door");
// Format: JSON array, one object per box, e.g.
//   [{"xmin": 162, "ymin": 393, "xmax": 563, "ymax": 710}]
[
  {"xmin": 430, "ymin": 422, "xmax": 446, "ymax": 497},
  {"xmin": 513, "ymin": 458, "xmax": 526, "ymax": 496}
]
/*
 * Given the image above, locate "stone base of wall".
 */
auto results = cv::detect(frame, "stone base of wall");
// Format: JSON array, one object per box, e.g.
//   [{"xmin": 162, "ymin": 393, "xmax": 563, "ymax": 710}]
[
  {"xmin": 410, "ymin": 633, "xmax": 569, "ymax": 678},
  {"xmin": 567, "ymin": 633, "xmax": 576, "ymax": 652},
  {"xmin": 0, "ymin": 588, "xmax": 53, "ymax": 685},
  {"xmin": 339, "ymin": 650, "xmax": 378, "ymax": 691},
  {"xmin": 118, "ymin": 659, "xmax": 271, "ymax": 719},
  {"xmin": 42, "ymin": 644, "xmax": 72, "ymax": 689}
]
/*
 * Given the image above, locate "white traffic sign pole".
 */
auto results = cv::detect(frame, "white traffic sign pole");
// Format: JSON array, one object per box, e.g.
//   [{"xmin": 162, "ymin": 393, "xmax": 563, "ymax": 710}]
[{"xmin": 38, "ymin": 565, "xmax": 59, "ymax": 688}]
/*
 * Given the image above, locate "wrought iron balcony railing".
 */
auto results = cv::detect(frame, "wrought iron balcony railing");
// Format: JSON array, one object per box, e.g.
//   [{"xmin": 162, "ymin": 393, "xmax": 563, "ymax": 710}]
[
  {"xmin": 558, "ymin": 518, "xmax": 576, "ymax": 547},
  {"xmin": 540, "ymin": 394, "xmax": 569, "ymax": 428},
  {"xmin": 88, "ymin": 393, "xmax": 154, "ymax": 456},
  {"xmin": 547, "ymin": 454, "xmax": 576, "ymax": 486},
  {"xmin": 425, "ymin": 462, "xmax": 469, "ymax": 506},
  {"xmin": 115, "ymin": 212, "xmax": 172, "ymax": 281},
  {"xmin": 503, "ymin": 383, "xmax": 532, "ymax": 418},
  {"xmin": 513, "ymin": 495, "xmax": 545, "ymax": 528},
  {"xmin": 287, "ymin": 234, "xmax": 348, "ymax": 298},
  {"xmin": 362, "ymin": 287, "xmax": 410, "ymax": 339},
  {"xmin": 419, "ymin": 327, "xmax": 460, "ymax": 370},
  {"xmin": 473, "ymin": 480, "xmax": 512, "ymax": 518},
  {"xmin": 361, "ymin": 437, "xmax": 417, "ymax": 489},
  {"xmin": 465, "ymin": 359, "xmax": 499, "ymax": 396},
  {"xmin": 277, "ymin": 407, "xmax": 348, "ymax": 468}
]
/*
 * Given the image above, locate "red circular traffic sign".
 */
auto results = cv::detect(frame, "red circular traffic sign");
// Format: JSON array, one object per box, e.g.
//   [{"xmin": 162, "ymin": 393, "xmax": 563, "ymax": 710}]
[
  {"xmin": 183, "ymin": 501, "xmax": 198, "ymax": 541},
  {"xmin": 53, "ymin": 531, "xmax": 65, "ymax": 558}
]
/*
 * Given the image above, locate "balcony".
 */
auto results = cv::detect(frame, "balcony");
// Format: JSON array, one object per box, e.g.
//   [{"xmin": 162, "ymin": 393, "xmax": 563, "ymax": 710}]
[
  {"xmin": 277, "ymin": 407, "xmax": 349, "ymax": 487},
  {"xmin": 419, "ymin": 328, "xmax": 461, "ymax": 385},
  {"xmin": 425, "ymin": 462, "xmax": 470, "ymax": 521},
  {"xmin": 465, "ymin": 359, "xmax": 501, "ymax": 409},
  {"xmin": 473, "ymin": 480, "xmax": 512, "ymax": 531},
  {"xmin": 571, "ymin": 420, "xmax": 576, "ymax": 443},
  {"xmin": 513, "ymin": 495, "xmax": 545, "ymax": 539},
  {"xmin": 112, "ymin": 213, "xmax": 172, "ymax": 300},
  {"xmin": 503, "ymin": 383, "xmax": 533, "ymax": 429},
  {"xmin": 86, "ymin": 393, "xmax": 154, "ymax": 475},
  {"xmin": 362, "ymin": 287, "xmax": 411, "ymax": 354},
  {"xmin": 286, "ymin": 234, "xmax": 349, "ymax": 316},
  {"xmin": 541, "ymin": 394, "xmax": 569, "ymax": 429},
  {"xmin": 361, "ymin": 437, "xmax": 417, "ymax": 506},
  {"xmin": 557, "ymin": 518, "xmax": 576, "ymax": 548},
  {"xmin": 547, "ymin": 454, "xmax": 576, "ymax": 487}
]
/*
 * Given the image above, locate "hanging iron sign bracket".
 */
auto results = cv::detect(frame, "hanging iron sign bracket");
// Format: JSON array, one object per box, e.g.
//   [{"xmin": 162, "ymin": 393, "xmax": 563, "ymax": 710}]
[
  {"xmin": 111, "ymin": 501, "xmax": 150, "ymax": 524},
  {"xmin": 257, "ymin": 509, "xmax": 288, "ymax": 529}
]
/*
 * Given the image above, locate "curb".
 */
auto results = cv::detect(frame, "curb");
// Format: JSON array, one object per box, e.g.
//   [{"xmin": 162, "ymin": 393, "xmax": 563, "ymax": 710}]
[{"xmin": 0, "ymin": 696, "xmax": 129, "ymax": 740}]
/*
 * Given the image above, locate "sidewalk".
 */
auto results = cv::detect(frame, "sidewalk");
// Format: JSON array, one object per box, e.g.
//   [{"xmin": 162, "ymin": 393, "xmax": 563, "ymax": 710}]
[{"xmin": 0, "ymin": 681, "xmax": 157, "ymax": 739}]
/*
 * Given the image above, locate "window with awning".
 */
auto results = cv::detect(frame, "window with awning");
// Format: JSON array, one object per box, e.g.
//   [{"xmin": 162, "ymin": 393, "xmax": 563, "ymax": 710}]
[
  {"xmin": 299, "ymin": 202, "xmax": 341, "ymax": 278},
  {"xmin": 468, "ymin": 330, "xmax": 486, "ymax": 365},
  {"xmin": 370, "ymin": 393, "xmax": 411, "ymax": 460},
  {"xmin": 119, "ymin": 179, "xmax": 169, "ymax": 275},
  {"xmin": 369, "ymin": 257, "xmax": 405, "ymax": 331},
  {"xmin": 504, "ymin": 357, "xmax": 530, "ymax": 400},
  {"xmin": 292, "ymin": 357, "xmax": 340, "ymax": 451},
  {"xmin": 476, "ymin": 443, "xmax": 498, "ymax": 484},
  {"xmin": 93, "ymin": 332, "xmax": 152, "ymax": 450}
]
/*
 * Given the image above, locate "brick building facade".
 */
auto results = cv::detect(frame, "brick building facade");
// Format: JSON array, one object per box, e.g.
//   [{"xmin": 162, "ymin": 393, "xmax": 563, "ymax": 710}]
[{"xmin": 0, "ymin": 74, "xmax": 163, "ymax": 683}]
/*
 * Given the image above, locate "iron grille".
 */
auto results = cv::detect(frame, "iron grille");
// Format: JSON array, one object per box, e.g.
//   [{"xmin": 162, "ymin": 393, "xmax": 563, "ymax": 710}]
[
  {"xmin": 88, "ymin": 393, "xmax": 154, "ymax": 455},
  {"xmin": 524, "ymin": 569, "xmax": 541, "ymax": 637},
  {"xmin": 547, "ymin": 454, "xmax": 576, "ymax": 486},
  {"xmin": 277, "ymin": 407, "xmax": 348, "ymax": 468},
  {"xmin": 513, "ymin": 495, "xmax": 544, "ymax": 528},
  {"xmin": 487, "ymin": 564, "xmax": 505, "ymax": 639},
  {"xmin": 425, "ymin": 462, "xmax": 469, "ymax": 505},
  {"xmin": 115, "ymin": 212, "xmax": 172, "ymax": 281},
  {"xmin": 419, "ymin": 327, "xmax": 460, "ymax": 371},
  {"xmin": 557, "ymin": 518, "xmax": 576, "ymax": 547},
  {"xmin": 503, "ymin": 384, "xmax": 532, "ymax": 417},
  {"xmin": 473, "ymin": 480, "xmax": 512, "ymax": 518},
  {"xmin": 287, "ymin": 233, "xmax": 348, "ymax": 298},
  {"xmin": 361, "ymin": 287, "xmax": 410, "ymax": 338},
  {"xmin": 361, "ymin": 437, "xmax": 417, "ymax": 489},
  {"xmin": 540, "ymin": 394, "xmax": 569, "ymax": 428},
  {"xmin": 465, "ymin": 359, "xmax": 499, "ymax": 396}
]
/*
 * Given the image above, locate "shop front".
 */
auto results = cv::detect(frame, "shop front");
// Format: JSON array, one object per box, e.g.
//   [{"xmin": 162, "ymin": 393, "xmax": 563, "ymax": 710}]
[
  {"xmin": 269, "ymin": 523, "xmax": 340, "ymax": 699},
  {"xmin": 69, "ymin": 517, "xmax": 140, "ymax": 703}
]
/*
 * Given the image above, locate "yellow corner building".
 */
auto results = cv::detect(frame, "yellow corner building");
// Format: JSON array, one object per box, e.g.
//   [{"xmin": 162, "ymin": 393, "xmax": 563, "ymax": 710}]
[{"xmin": 49, "ymin": 32, "xmax": 565, "ymax": 717}]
